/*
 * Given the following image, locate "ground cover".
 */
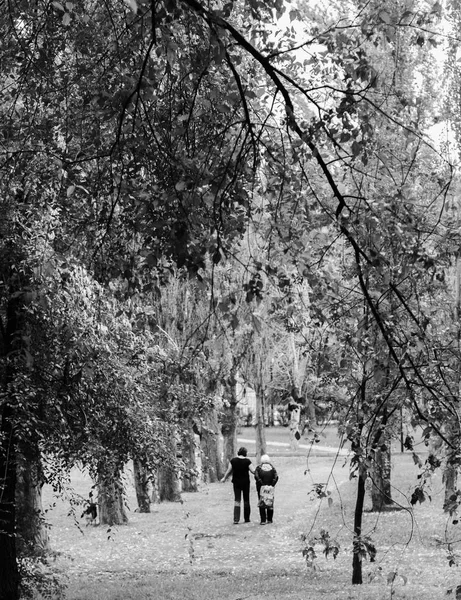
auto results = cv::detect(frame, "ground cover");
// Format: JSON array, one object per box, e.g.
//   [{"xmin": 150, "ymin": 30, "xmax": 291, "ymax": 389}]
[
  {"xmin": 237, "ymin": 424, "xmax": 344, "ymax": 457},
  {"xmin": 37, "ymin": 429, "xmax": 461, "ymax": 599}
]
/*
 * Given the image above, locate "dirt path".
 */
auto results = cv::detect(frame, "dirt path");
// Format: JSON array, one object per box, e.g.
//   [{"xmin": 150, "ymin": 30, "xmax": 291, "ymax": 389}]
[{"xmin": 48, "ymin": 455, "xmax": 349, "ymax": 583}]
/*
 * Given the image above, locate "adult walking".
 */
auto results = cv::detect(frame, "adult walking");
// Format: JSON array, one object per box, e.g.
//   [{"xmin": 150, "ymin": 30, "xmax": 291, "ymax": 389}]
[
  {"xmin": 221, "ymin": 447, "xmax": 255, "ymax": 524},
  {"xmin": 255, "ymin": 454, "xmax": 279, "ymax": 525}
]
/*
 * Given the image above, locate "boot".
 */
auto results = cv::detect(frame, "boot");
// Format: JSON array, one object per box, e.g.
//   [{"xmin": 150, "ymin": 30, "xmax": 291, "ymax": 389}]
[
  {"xmin": 267, "ymin": 507, "xmax": 274, "ymax": 523},
  {"xmin": 243, "ymin": 501, "xmax": 251, "ymax": 523},
  {"xmin": 259, "ymin": 506, "xmax": 266, "ymax": 524},
  {"xmin": 233, "ymin": 504, "xmax": 241, "ymax": 524}
]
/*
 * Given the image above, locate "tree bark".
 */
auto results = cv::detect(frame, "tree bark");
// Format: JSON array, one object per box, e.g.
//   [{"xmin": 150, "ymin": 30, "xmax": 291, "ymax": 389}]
[
  {"xmin": 0, "ymin": 297, "xmax": 23, "ymax": 600},
  {"xmin": 370, "ymin": 434, "xmax": 393, "ymax": 512},
  {"xmin": 199, "ymin": 409, "xmax": 223, "ymax": 483},
  {"xmin": 444, "ymin": 247, "xmax": 461, "ymax": 507},
  {"xmin": 288, "ymin": 398, "xmax": 301, "ymax": 451},
  {"xmin": 181, "ymin": 427, "xmax": 198, "ymax": 492},
  {"xmin": 133, "ymin": 460, "xmax": 151, "ymax": 513},
  {"xmin": 157, "ymin": 465, "xmax": 182, "ymax": 502},
  {"xmin": 150, "ymin": 472, "xmax": 160, "ymax": 504},
  {"xmin": 15, "ymin": 446, "xmax": 49, "ymax": 555},
  {"xmin": 444, "ymin": 462, "xmax": 457, "ymax": 512},
  {"xmin": 199, "ymin": 409, "xmax": 224, "ymax": 483},
  {"xmin": 98, "ymin": 471, "xmax": 128, "ymax": 526},
  {"xmin": 156, "ymin": 434, "xmax": 182, "ymax": 502},
  {"xmin": 443, "ymin": 417, "xmax": 460, "ymax": 512},
  {"xmin": 254, "ymin": 384, "xmax": 266, "ymax": 462},
  {"xmin": 221, "ymin": 375, "xmax": 239, "ymax": 465},
  {"xmin": 352, "ymin": 470, "xmax": 366, "ymax": 585},
  {"xmin": 0, "ymin": 403, "xmax": 20, "ymax": 600}
]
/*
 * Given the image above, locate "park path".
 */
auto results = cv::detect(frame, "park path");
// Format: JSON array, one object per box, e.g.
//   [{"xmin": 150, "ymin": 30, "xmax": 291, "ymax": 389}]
[
  {"xmin": 184, "ymin": 454, "xmax": 349, "ymax": 575},
  {"xmin": 49, "ymin": 454, "xmax": 351, "ymax": 582},
  {"xmin": 237, "ymin": 436, "xmax": 348, "ymax": 456}
]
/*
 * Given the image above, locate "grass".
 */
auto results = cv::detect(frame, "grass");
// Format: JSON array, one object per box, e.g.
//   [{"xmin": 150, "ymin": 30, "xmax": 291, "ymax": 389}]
[
  {"xmin": 236, "ymin": 424, "xmax": 349, "ymax": 462},
  {"xmin": 35, "ymin": 428, "xmax": 461, "ymax": 600}
]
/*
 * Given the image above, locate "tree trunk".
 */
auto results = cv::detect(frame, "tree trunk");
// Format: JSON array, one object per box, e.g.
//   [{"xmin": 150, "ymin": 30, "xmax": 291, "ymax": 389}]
[
  {"xmin": 369, "ymin": 330, "xmax": 394, "ymax": 511},
  {"xmin": 15, "ymin": 446, "xmax": 49, "ymax": 555},
  {"xmin": 151, "ymin": 473, "xmax": 160, "ymax": 504},
  {"xmin": 198, "ymin": 409, "xmax": 223, "ymax": 483},
  {"xmin": 306, "ymin": 396, "xmax": 316, "ymax": 428},
  {"xmin": 352, "ymin": 470, "xmax": 366, "ymax": 585},
  {"xmin": 254, "ymin": 385, "xmax": 266, "ymax": 462},
  {"xmin": 0, "ymin": 403, "xmax": 20, "ymax": 600},
  {"xmin": 98, "ymin": 471, "xmax": 128, "ymax": 526},
  {"xmin": 370, "ymin": 434, "xmax": 393, "ymax": 511},
  {"xmin": 221, "ymin": 377, "xmax": 239, "ymax": 465},
  {"xmin": 157, "ymin": 465, "xmax": 182, "ymax": 502},
  {"xmin": 0, "ymin": 297, "xmax": 23, "ymax": 600},
  {"xmin": 444, "ymin": 463, "xmax": 457, "ymax": 512},
  {"xmin": 221, "ymin": 408, "xmax": 238, "ymax": 464},
  {"xmin": 181, "ymin": 427, "xmax": 198, "ymax": 492},
  {"xmin": 133, "ymin": 460, "xmax": 150, "ymax": 513},
  {"xmin": 157, "ymin": 435, "xmax": 182, "ymax": 502},
  {"xmin": 443, "ymin": 417, "xmax": 460, "ymax": 512},
  {"xmin": 288, "ymin": 399, "xmax": 301, "ymax": 451},
  {"xmin": 445, "ymin": 248, "xmax": 461, "ymax": 507}
]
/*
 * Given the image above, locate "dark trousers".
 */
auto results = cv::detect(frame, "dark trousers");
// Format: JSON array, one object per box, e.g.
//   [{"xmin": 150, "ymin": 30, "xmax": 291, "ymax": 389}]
[
  {"xmin": 257, "ymin": 485, "xmax": 274, "ymax": 523},
  {"xmin": 233, "ymin": 482, "xmax": 251, "ymax": 522}
]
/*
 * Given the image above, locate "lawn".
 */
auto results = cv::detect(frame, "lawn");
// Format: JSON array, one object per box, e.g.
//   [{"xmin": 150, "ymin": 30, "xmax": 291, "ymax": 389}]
[
  {"xmin": 35, "ymin": 429, "xmax": 461, "ymax": 600},
  {"xmin": 238, "ymin": 424, "xmax": 343, "ymax": 451}
]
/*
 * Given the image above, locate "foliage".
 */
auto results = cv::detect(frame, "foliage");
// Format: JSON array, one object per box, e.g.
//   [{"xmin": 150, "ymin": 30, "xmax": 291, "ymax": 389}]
[
  {"xmin": 353, "ymin": 534, "xmax": 377, "ymax": 563},
  {"xmin": 301, "ymin": 528, "xmax": 340, "ymax": 569},
  {"xmin": 18, "ymin": 555, "xmax": 66, "ymax": 600}
]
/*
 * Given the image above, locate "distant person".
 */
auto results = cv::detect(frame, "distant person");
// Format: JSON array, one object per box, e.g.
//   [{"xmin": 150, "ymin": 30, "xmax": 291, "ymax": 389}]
[
  {"xmin": 254, "ymin": 454, "xmax": 279, "ymax": 525},
  {"xmin": 220, "ymin": 446, "xmax": 255, "ymax": 524},
  {"xmin": 81, "ymin": 491, "xmax": 98, "ymax": 526}
]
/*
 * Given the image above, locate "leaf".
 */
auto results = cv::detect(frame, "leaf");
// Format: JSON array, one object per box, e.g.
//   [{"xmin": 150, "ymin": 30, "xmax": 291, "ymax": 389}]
[
  {"xmin": 400, "ymin": 10, "xmax": 414, "ymax": 21},
  {"xmin": 212, "ymin": 249, "xmax": 221, "ymax": 265},
  {"xmin": 412, "ymin": 452, "xmax": 422, "ymax": 467},
  {"xmin": 351, "ymin": 140, "xmax": 362, "ymax": 157},
  {"xmin": 378, "ymin": 10, "xmax": 391, "ymax": 24},
  {"xmin": 387, "ymin": 571, "xmax": 397, "ymax": 584}
]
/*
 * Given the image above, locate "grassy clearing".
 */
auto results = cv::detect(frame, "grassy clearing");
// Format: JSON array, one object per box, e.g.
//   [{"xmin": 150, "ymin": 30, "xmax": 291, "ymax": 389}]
[
  {"xmin": 237, "ymin": 424, "xmax": 343, "ymax": 455},
  {"xmin": 36, "ymin": 434, "xmax": 461, "ymax": 600}
]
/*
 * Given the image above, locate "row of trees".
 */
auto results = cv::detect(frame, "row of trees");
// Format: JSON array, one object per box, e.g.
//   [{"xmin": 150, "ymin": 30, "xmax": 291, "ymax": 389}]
[{"xmin": 2, "ymin": 0, "xmax": 461, "ymax": 596}]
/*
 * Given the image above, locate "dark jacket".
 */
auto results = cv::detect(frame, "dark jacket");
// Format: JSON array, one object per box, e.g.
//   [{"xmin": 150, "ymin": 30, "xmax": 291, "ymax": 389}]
[{"xmin": 255, "ymin": 463, "xmax": 278, "ymax": 491}]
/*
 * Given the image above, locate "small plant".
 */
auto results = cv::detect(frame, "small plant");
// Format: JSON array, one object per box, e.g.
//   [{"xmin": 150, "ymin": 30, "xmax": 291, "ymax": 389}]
[
  {"xmin": 301, "ymin": 528, "xmax": 340, "ymax": 570},
  {"xmin": 353, "ymin": 534, "xmax": 377, "ymax": 562},
  {"xmin": 447, "ymin": 583, "xmax": 461, "ymax": 599},
  {"xmin": 447, "ymin": 543, "xmax": 459, "ymax": 568},
  {"xmin": 444, "ymin": 490, "xmax": 461, "ymax": 517},
  {"xmin": 308, "ymin": 483, "xmax": 333, "ymax": 507},
  {"xmin": 18, "ymin": 555, "xmax": 67, "ymax": 600}
]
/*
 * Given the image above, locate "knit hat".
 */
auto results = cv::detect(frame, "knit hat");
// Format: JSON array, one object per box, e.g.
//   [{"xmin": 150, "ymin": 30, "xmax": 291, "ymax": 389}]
[{"xmin": 260, "ymin": 454, "xmax": 271, "ymax": 463}]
